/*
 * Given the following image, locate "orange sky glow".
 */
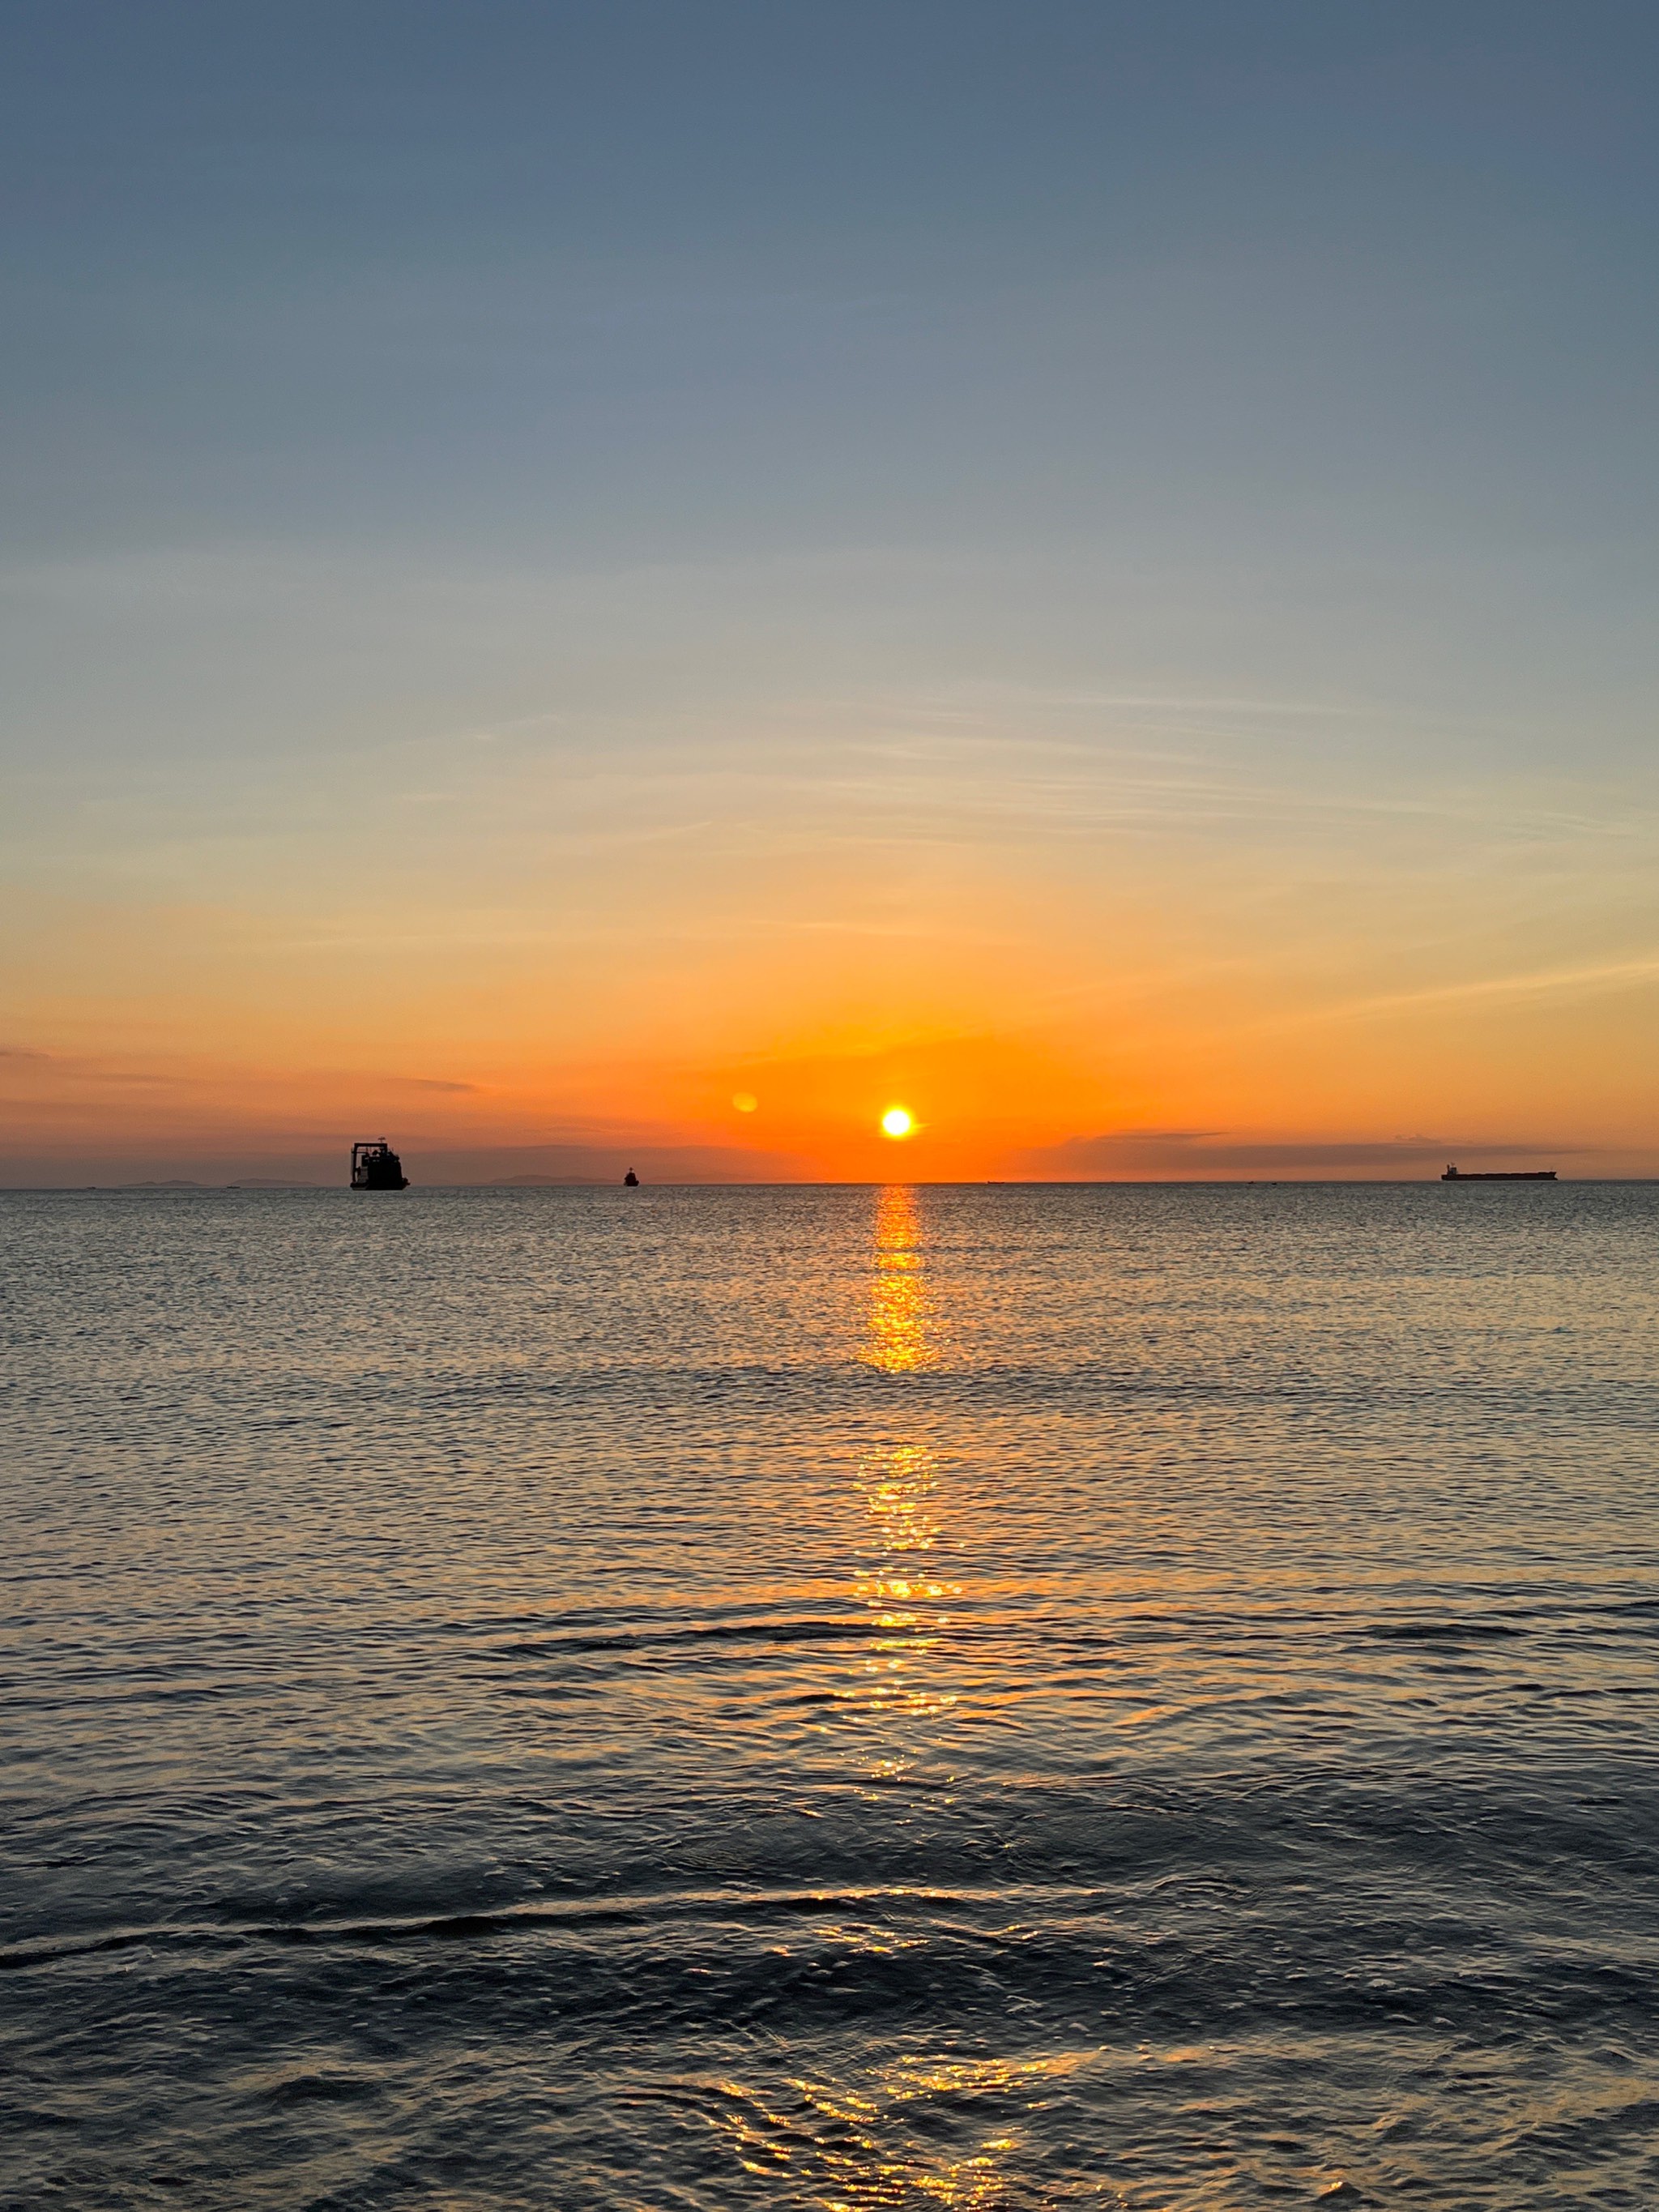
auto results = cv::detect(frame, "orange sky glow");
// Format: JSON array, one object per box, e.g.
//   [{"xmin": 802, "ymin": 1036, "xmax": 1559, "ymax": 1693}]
[{"xmin": 4, "ymin": 788, "xmax": 1657, "ymax": 1184}]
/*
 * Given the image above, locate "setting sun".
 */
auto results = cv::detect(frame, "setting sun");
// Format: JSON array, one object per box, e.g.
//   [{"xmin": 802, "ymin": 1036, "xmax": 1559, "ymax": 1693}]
[{"xmin": 881, "ymin": 1106, "xmax": 915, "ymax": 1140}]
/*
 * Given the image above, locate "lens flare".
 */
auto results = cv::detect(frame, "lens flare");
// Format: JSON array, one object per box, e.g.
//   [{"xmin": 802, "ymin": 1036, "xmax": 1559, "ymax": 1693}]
[{"xmin": 881, "ymin": 1107, "xmax": 915, "ymax": 1139}]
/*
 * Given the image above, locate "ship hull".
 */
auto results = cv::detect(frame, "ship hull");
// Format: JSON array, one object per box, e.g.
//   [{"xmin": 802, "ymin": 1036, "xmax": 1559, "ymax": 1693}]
[{"xmin": 1441, "ymin": 1171, "xmax": 1556, "ymax": 1182}]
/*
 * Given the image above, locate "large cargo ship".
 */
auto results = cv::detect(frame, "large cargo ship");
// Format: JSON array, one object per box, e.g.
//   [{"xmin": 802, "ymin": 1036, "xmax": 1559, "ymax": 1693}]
[
  {"xmin": 1441, "ymin": 1164, "xmax": 1555, "ymax": 1182},
  {"xmin": 351, "ymin": 1140, "xmax": 409, "ymax": 1190}
]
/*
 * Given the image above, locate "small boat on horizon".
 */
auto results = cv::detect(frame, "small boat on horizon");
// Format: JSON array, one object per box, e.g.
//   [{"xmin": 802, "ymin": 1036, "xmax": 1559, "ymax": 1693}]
[
  {"xmin": 1441, "ymin": 1164, "xmax": 1556, "ymax": 1182},
  {"xmin": 351, "ymin": 1140, "xmax": 409, "ymax": 1190},
  {"xmin": 623, "ymin": 1168, "xmax": 639, "ymax": 1187}
]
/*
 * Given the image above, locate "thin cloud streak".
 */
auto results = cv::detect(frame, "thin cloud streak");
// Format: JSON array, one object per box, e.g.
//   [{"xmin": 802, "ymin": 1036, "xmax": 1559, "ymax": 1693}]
[{"xmin": 1302, "ymin": 953, "xmax": 1659, "ymax": 1030}]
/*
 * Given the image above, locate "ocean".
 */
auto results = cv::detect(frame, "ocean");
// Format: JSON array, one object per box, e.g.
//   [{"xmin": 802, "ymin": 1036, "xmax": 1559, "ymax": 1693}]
[{"xmin": 3, "ymin": 1181, "xmax": 1657, "ymax": 2208}]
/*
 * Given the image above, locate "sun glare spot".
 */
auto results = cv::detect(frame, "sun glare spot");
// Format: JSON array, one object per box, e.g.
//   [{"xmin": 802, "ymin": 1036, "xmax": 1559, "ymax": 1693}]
[
  {"xmin": 881, "ymin": 1107, "xmax": 915, "ymax": 1139},
  {"xmin": 731, "ymin": 1092, "xmax": 758, "ymax": 1113}
]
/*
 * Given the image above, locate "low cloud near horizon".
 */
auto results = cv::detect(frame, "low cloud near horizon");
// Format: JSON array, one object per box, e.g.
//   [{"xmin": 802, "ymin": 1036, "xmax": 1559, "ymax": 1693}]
[
  {"xmin": 1023, "ymin": 1130, "xmax": 1589, "ymax": 1178},
  {"xmin": 0, "ymin": 1140, "xmax": 813, "ymax": 1191}
]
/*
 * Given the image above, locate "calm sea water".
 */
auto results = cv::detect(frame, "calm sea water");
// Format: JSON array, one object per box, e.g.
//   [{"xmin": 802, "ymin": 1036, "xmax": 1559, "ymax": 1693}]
[{"xmin": 3, "ymin": 1182, "xmax": 1657, "ymax": 2209}]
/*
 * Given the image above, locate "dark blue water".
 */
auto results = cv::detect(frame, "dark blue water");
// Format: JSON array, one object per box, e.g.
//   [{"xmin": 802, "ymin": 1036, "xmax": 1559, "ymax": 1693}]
[{"xmin": 3, "ymin": 1183, "xmax": 1657, "ymax": 2207}]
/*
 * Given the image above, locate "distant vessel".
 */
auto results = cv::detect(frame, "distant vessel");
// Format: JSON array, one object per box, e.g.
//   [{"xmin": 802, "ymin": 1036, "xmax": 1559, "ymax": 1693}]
[
  {"xmin": 351, "ymin": 1140, "xmax": 409, "ymax": 1190},
  {"xmin": 623, "ymin": 1168, "xmax": 639, "ymax": 1188},
  {"xmin": 1441, "ymin": 1164, "xmax": 1556, "ymax": 1182}
]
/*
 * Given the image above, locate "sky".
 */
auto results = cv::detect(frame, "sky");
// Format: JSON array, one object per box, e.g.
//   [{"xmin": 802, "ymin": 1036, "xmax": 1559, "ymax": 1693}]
[{"xmin": 2, "ymin": 0, "xmax": 1657, "ymax": 1183}]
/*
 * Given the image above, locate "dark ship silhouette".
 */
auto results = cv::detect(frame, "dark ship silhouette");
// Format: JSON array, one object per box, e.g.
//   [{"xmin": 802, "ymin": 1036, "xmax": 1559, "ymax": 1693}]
[
  {"xmin": 1441, "ymin": 1164, "xmax": 1556, "ymax": 1182},
  {"xmin": 623, "ymin": 1168, "xmax": 639, "ymax": 1187},
  {"xmin": 351, "ymin": 1140, "xmax": 409, "ymax": 1190}
]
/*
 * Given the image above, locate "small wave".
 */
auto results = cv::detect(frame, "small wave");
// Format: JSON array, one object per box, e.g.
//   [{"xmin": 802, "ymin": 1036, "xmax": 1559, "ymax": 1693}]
[
  {"xmin": 1365, "ymin": 1621, "xmax": 1528, "ymax": 1642},
  {"xmin": 256, "ymin": 2070, "xmax": 377, "ymax": 2106},
  {"xmin": 491, "ymin": 1616, "xmax": 890, "ymax": 1657},
  {"xmin": 0, "ymin": 1880, "xmax": 1088, "ymax": 1971}
]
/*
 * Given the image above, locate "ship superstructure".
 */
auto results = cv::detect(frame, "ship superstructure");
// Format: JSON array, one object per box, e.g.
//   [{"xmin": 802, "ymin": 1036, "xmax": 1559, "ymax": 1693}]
[{"xmin": 351, "ymin": 1140, "xmax": 409, "ymax": 1190}]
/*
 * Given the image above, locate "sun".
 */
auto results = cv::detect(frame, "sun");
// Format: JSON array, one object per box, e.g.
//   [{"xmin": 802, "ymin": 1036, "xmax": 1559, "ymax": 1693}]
[{"xmin": 880, "ymin": 1106, "xmax": 915, "ymax": 1140}]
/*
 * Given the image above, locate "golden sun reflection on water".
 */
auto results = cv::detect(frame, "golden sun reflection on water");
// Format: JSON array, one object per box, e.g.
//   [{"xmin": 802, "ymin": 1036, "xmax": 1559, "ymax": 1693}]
[
  {"xmin": 709, "ymin": 2050, "xmax": 1094, "ymax": 2207},
  {"xmin": 864, "ymin": 1185, "xmax": 930, "ymax": 1374},
  {"xmin": 851, "ymin": 1190, "xmax": 958, "ymax": 1735},
  {"xmin": 851, "ymin": 1441, "xmax": 958, "ymax": 1734}
]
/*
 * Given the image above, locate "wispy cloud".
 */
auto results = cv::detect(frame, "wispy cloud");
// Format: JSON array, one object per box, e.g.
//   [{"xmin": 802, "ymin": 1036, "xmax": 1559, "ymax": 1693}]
[{"xmin": 1311, "ymin": 953, "xmax": 1659, "ymax": 1027}]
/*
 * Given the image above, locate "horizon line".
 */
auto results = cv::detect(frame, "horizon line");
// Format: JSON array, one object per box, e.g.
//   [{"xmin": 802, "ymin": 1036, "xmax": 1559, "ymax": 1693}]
[{"xmin": 3, "ymin": 1175, "xmax": 1641, "ymax": 1194}]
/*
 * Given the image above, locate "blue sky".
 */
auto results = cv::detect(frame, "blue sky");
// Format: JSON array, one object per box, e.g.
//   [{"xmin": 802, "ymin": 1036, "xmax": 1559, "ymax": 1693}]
[{"xmin": 2, "ymin": 2, "xmax": 1657, "ymax": 1179}]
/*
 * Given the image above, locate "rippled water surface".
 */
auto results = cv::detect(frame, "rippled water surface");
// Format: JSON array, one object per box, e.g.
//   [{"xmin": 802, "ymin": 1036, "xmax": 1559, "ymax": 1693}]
[{"xmin": 4, "ymin": 1181, "xmax": 1658, "ymax": 2209}]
